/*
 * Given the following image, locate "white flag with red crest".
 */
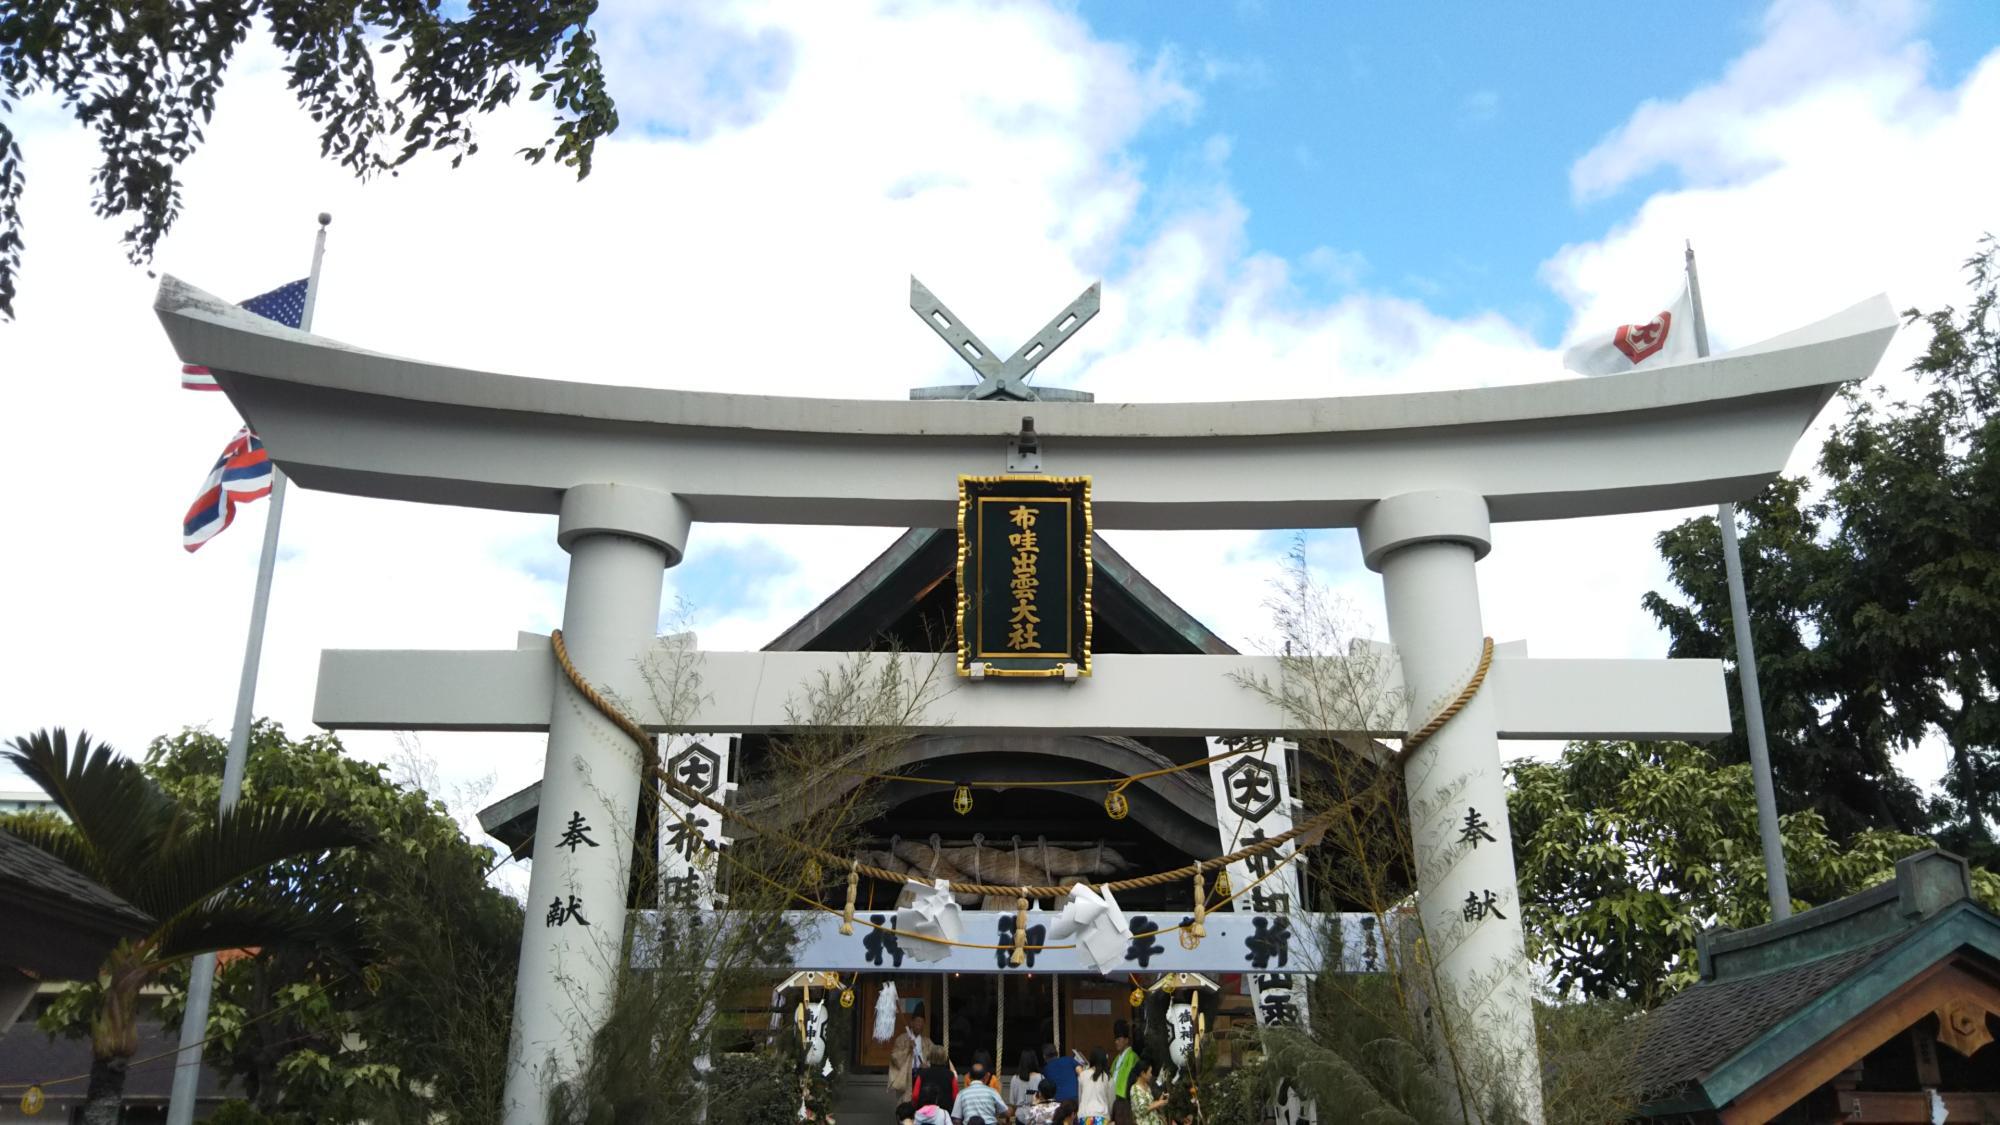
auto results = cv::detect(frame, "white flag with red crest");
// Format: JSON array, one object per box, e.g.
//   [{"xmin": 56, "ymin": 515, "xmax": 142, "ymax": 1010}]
[{"xmin": 1562, "ymin": 283, "xmax": 1698, "ymax": 376}]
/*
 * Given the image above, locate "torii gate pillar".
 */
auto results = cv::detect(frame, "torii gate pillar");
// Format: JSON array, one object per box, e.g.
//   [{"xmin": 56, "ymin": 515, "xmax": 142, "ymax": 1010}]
[
  {"xmin": 1361, "ymin": 489, "xmax": 1540, "ymax": 1119},
  {"xmin": 502, "ymin": 484, "xmax": 688, "ymax": 1121}
]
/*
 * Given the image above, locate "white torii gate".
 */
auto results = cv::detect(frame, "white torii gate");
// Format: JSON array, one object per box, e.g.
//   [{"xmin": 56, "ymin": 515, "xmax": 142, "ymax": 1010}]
[{"xmin": 153, "ymin": 276, "xmax": 1897, "ymax": 1123}]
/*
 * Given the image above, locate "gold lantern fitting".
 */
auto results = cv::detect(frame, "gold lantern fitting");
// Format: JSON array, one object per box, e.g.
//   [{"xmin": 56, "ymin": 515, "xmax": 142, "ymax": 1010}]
[
  {"xmin": 839, "ymin": 988, "xmax": 856, "ymax": 1009},
  {"xmin": 953, "ymin": 785, "xmax": 974, "ymax": 815},
  {"xmin": 1129, "ymin": 987, "xmax": 1145, "ymax": 1009},
  {"xmin": 1104, "ymin": 789, "xmax": 1130, "ymax": 820}
]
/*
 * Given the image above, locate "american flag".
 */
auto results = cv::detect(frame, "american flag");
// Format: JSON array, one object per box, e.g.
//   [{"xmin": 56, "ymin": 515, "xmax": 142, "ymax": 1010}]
[
  {"xmin": 180, "ymin": 278, "xmax": 310, "ymax": 390},
  {"xmin": 182, "ymin": 428, "xmax": 274, "ymax": 552}
]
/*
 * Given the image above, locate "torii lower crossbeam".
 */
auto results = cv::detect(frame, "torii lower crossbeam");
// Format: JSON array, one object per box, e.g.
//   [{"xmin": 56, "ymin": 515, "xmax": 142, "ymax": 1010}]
[{"xmin": 314, "ymin": 639, "xmax": 1729, "ymax": 741}]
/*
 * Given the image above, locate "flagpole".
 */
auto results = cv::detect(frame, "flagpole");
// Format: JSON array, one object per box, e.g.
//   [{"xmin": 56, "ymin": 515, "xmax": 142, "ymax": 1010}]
[
  {"xmin": 165, "ymin": 213, "xmax": 332, "ymax": 1125},
  {"xmin": 1689, "ymin": 241, "xmax": 1792, "ymax": 921}
]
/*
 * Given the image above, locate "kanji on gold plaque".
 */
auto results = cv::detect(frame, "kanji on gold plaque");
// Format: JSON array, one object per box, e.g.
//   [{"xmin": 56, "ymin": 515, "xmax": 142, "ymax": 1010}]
[{"xmin": 956, "ymin": 475, "xmax": 1092, "ymax": 677}]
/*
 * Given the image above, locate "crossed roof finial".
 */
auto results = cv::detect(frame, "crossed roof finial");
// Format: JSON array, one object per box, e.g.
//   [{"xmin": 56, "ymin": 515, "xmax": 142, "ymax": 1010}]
[{"xmin": 908, "ymin": 277, "xmax": 1099, "ymax": 402}]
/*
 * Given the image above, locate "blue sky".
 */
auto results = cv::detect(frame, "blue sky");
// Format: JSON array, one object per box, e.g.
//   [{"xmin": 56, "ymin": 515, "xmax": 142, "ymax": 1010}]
[
  {"xmin": 1083, "ymin": 1, "xmax": 1999, "ymax": 334},
  {"xmin": 4, "ymin": 0, "xmax": 1998, "ymax": 815}
]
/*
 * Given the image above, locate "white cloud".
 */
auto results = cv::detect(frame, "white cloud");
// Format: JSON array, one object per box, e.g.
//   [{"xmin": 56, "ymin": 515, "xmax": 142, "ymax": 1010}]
[
  {"xmin": 1, "ymin": 0, "xmax": 1994, "ymax": 831},
  {"xmin": 1569, "ymin": 0, "xmax": 1932, "ymax": 202}
]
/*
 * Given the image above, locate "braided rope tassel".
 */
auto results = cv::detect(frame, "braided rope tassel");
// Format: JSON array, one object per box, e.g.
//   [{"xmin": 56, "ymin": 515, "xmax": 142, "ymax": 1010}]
[
  {"xmin": 1191, "ymin": 867, "xmax": 1207, "ymax": 940},
  {"xmin": 1011, "ymin": 897, "xmax": 1030, "ymax": 966},
  {"xmin": 840, "ymin": 860, "xmax": 860, "ymax": 935}
]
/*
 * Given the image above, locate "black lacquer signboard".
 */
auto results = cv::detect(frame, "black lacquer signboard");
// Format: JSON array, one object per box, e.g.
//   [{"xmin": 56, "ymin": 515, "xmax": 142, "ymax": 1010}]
[{"xmin": 956, "ymin": 475, "xmax": 1092, "ymax": 678}]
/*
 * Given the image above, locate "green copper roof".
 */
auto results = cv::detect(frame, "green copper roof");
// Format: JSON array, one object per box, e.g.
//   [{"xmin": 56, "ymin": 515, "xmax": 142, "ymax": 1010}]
[{"xmin": 1634, "ymin": 849, "xmax": 2000, "ymax": 1116}]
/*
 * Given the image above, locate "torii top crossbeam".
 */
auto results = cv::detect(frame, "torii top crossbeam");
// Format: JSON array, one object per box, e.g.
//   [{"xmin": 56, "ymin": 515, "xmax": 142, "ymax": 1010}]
[{"xmin": 154, "ymin": 277, "xmax": 1896, "ymax": 536}]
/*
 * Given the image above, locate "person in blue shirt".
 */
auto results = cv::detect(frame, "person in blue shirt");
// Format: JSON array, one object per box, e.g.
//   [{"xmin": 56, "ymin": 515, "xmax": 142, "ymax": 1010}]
[{"xmin": 1041, "ymin": 1042, "xmax": 1081, "ymax": 1117}]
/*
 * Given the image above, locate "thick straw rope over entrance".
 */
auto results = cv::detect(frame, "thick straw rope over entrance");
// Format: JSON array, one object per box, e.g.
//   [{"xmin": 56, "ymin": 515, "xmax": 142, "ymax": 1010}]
[{"xmin": 549, "ymin": 631, "xmax": 1492, "ymax": 901}]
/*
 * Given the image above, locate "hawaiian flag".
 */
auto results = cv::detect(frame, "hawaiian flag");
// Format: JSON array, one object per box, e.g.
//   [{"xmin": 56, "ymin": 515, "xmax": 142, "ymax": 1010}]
[
  {"xmin": 182, "ymin": 428, "xmax": 274, "ymax": 552},
  {"xmin": 180, "ymin": 278, "xmax": 310, "ymax": 390}
]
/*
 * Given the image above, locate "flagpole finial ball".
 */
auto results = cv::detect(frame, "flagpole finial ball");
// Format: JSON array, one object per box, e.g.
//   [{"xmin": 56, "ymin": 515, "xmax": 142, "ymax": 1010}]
[{"xmin": 318, "ymin": 212, "xmax": 332, "ymax": 226}]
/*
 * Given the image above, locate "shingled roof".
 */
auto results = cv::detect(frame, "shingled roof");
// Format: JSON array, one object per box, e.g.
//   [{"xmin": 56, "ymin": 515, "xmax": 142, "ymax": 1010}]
[
  {"xmin": 0, "ymin": 828, "xmax": 152, "ymax": 979},
  {"xmin": 1633, "ymin": 849, "xmax": 2000, "ymax": 1117}
]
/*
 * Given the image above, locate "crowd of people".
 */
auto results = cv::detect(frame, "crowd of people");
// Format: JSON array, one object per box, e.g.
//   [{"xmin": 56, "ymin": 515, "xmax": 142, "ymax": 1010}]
[{"xmin": 888, "ymin": 1012, "xmax": 1188, "ymax": 1125}]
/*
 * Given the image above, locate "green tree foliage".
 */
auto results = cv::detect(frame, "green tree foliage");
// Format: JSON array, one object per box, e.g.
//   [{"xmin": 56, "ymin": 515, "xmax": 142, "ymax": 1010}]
[
  {"xmin": 0, "ymin": 0, "xmax": 619, "ymax": 318},
  {"xmin": 1644, "ymin": 239, "xmax": 2000, "ymax": 854},
  {"xmin": 139, "ymin": 721, "xmax": 521, "ymax": 1123},
  {"xmin": 1821, "ymin": 242, "xmax": 2000, "ymax": 856},
  {"xmin": 1509, "ymin": 739, "xmax": 1998, "ymax": 1007},
  {"xmin": 1532, "ymin": 999, "xmax": 1642, "ymax": 1125},
  {"xmin": 1643, "ymin": 480, "xmax": 1926, "ymax": 837},
  {"xmin": 3, "ymin": 728, "xmax": 366, "ymax": 1125}
]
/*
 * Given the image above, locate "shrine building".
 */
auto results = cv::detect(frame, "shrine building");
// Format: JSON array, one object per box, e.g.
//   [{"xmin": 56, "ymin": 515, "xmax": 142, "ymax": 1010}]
[
  {"xmin": 477, "ymin": 525, "xmax": 1392, "ymax": 1080},
  {"xmin": 1632, "ymin": 849, "xmax": 2000, "ymax": 1124}
]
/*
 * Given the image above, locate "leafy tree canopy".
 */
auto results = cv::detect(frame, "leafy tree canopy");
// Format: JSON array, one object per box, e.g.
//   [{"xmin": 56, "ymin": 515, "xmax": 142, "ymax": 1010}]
[
  {"xmin": 1642, "ymin": 479, "xmax": 1927, "ymax": 837},
  {"xmin": 1644, "ymin": 238, "xmax": 2000, "ymax": 855},
  {"xmin": 38, "ymin": 721, "xmax": 520, "ymax": 1124},
  {"xmin": 5, "ymin": 727, "xmax": 367, "ymax": 1125},
  {"xmin": 1509, "ymin": 739, "xmax": 2000, "ymax": 1008},
  {"xmin": 0, "ymin": 0, "xmax": 618, "ymax": 318}
]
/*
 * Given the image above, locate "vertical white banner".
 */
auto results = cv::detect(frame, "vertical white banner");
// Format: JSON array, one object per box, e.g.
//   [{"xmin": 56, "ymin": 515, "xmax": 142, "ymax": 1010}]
[
  {"xmin": 1208, "ymin": 737, "xmax": 1316, "ymax": 1124},
  {"xmin": 659, "ymin": 734, "xmax": 738, "ymax": 908}
]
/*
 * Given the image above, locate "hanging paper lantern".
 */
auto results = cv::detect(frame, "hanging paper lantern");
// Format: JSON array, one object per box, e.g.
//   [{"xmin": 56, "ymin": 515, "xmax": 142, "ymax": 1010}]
[
  {"xmin": 796, "ymin": 998, "xmax": 829, "ymax": 1070},
  {"xmin": 1104, "ymin": 789, "xmax": 1129, "ymax": 820},
  {"xmin": 953, "ymin": 784, "xmax": 974, "ymax": 815},
  {"xmin": 1166, "ymin": 1002, "xmax": 1197, "ymax": 1073}
]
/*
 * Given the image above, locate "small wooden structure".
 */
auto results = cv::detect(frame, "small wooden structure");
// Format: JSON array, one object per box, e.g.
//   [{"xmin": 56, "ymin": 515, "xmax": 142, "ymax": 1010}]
[{"xmin": 1634, "ymin": 850, "xmax": 2000, "ymax": 1123}]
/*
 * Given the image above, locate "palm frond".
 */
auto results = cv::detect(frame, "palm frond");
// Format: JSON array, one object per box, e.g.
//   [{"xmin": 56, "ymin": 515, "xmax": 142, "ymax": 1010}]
[
  {"xmin": 4, "ymin": 728, "xmax": 179, "ymax": 886},
  {"xmin": 151, "ymin": 897, "xmax": 365, "ymax": 967},
  {"xmin": 131, "ymin": 803, "xmax": 371, "ymax": 921}
]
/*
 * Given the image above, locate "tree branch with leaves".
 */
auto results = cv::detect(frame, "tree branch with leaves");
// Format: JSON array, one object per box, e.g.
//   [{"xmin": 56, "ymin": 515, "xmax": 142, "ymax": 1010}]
[{"xmin": 0, "ymin": 0, "xmax": 619, "ymax": 318}]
